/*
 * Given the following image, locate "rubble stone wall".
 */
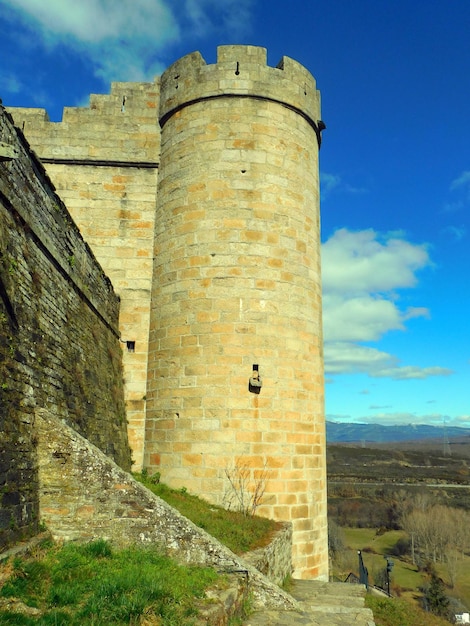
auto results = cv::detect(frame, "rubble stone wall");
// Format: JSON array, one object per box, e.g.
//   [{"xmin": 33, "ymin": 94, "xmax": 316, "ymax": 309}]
[
  {"xmin": 36, "ymin": 409, "xmax": 296, "ymax": 611},
  {"xmin": 0, "ymin": 106, "xmax": 130, "ymax": 549}
]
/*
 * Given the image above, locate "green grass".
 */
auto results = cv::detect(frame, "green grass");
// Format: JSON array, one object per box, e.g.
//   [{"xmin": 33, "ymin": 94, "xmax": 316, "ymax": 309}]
[
  {"xmin": 341, "ymin": 528, "xmax": 423, "ymax": 589},
  {"xmin": 134, "ymin": 473, "xmax": 279, "ymax": 554},
  {"xmin": 342, "ymin": 528, "xmax": 424, "ymax": 589},
  {"xmin": 343, "ymin": 527, "xmax": 404, "ymax": 554},
  {"xmin": 0, "ymin": 539, "xmax": 219, "ymax": 625},
  {"xmin": 365, "ymin": 595, "xmax": 451, "ymax": 626},
  {"xmin": 0, "ymin": 478, "xmax": 278, "ymax": 625}
]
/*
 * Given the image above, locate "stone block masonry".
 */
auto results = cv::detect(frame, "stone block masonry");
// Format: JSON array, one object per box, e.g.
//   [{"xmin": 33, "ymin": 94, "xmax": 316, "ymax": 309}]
[
  {"xmin": 8, "ymin": 45, "xmax": 328, "ymax": 580},
  {"xmin": 0, "ymin": 105, "xmax": 130, "ymax": 549},
  {"xmin": 8, "ymin": 81, "xmax": 160, "ymax": 470},
  {"xmin": 148, "ymin": 45, "xmax": 327, "ymax": 579}
]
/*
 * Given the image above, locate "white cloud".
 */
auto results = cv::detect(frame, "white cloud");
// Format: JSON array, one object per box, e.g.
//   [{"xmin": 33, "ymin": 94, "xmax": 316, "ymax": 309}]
[
  {"xmin": 323, "ymin": 294, "xmax": 405, "ymax": 342},
  {"xmin": 2, "ymin": 0, "xmax": 177, "ymax": 81},
  {"xmin": 8, "ymin": 0, "xmax": 177, "ymax": 43},
  {"xmin": 450, "ymin": 170, "xmax": 470, "ymax": 192},
  {"xmin": 325, "ymin": 339, "xmax": 453, "ymax": 378},
  {"xmin": 0, "ymin": 72, "xmax": 22, "ymax": 94},
  {"xmin": 324, "ymin": 342, "xmax": 397, "ymax": 375},
  {"xmin": 444, "ymin": 225, "xmax": 466, "ymax": 241},
  {"xmin": 446, "ymin": 170, "xmax": 470, "ymax": 214},
  {"xmin": 442, "ymin": 173, "xmax": 469, "ymax": 236},
  {"xmin": 183, "ymin": 0, "xmax": 253, "ymax": 38},
  {"xmin": 371, "ymin": 365, "xmax": 453, "ymax": 380},
  {"xmin": 322, "ymin": 228, "xmax": 450, "ymax": 380},
  {"xmin": 320, "ymin": 171, "xmax": 367, "ymax": 200},
  {"xmin": 449, "ymin": 414, "xmax": 470, "ymax": 427},
  {"xmin": 443, "ymin": 200, "xmax": 464, "ymax": 213},
  {"xmin": 322, "ymin": 228, "xmax": 430, "ymax": 294},
  {"xmin": 320, "ymin": 172, "xmax": 341, "ymax": 198},
  {"xmin": 1, "ymin": 0, "xmax": 254, "ymax": 83}
]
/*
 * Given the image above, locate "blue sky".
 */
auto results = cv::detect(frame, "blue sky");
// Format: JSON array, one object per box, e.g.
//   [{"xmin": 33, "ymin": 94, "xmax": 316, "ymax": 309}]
[{"xmin": 1, "ymin": 0, "xmax": 469, "ymax": 428}]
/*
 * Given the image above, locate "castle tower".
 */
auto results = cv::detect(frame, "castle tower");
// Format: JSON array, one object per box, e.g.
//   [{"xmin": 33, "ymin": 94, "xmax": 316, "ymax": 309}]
[
  {"xmin": 7, "ymin": 44, "xmax": 328, "ymax": 579},
  {"xmin": 145, "ymin": 46, "xmax": 327, "ymax": 578}
]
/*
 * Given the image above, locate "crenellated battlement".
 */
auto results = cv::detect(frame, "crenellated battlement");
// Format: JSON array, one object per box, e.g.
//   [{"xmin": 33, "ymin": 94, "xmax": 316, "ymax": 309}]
[
  {"xmin": 9, "ymin": 81, "xmax": 160, "ymax": 163},
  {"xmin": 159, "ymin": 45, "xmax": 321, "ymax": 138}
]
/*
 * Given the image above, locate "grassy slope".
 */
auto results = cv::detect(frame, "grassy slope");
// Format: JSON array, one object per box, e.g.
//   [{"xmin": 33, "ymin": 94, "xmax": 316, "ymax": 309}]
[
  {"xmin": 365, "ymin": 596, "xmax": 452, "ymax": 626},
  {"xmin": 0, "ymin": 479, "xmax": 279, "ymax": 624},
  {"xmin": 134, "ymin": 473, "xmax": 280, "ymax": 554},
  {"xmin": 342, "ymin": 528, "xmax": 423, "ymax": 590},
  {"xmin": 0, "ymin": 539, "xmax": 221, "ymax": 625}
]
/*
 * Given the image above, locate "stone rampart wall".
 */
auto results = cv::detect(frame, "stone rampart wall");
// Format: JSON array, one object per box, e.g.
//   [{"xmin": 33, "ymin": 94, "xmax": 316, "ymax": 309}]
[
  {"xmin": 0, "ymin": 106, "xmax": 130, "ymax": 549},
  {"xmin": 243, "ymin": 523, "xmax": 293, "ymax": 587},
  {"xmin": 6, "ymin": 45, "xmax": 328, "ymax": 580},
  {"xmin": 36, "ymin": 409, "xmax": 297, "ymax": 611},
  {"xmin": 8, "ymin": 81, "xmax": 160, "ymax": 469}
]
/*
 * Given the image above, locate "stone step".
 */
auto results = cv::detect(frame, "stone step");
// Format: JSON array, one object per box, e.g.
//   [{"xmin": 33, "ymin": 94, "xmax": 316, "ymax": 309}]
[
  {"xmin": 291, "ymin": 580, "xmax": 368, "ymax": 601},
  {"xmin": 244, "ymin": 580, "xmax": 376, "ymax": 626}
]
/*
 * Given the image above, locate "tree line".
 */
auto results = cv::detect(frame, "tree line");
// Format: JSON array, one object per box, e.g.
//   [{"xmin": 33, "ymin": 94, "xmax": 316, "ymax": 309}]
[{"xmin": 329, "ymin": 487, "xmax": 470, "ymax": 590}]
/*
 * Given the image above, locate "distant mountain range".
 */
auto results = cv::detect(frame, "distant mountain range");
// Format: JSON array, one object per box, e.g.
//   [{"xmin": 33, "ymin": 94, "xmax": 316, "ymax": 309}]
[{"xmin": 326, "ymin": 421, "xmax": 470, "ymax": 443}]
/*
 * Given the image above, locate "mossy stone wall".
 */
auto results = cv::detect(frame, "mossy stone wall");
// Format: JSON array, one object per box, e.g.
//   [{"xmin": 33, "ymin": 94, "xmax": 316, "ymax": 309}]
[{"xmin": 0, "ymin": 105, "xmax": 130, "ymax": 549}]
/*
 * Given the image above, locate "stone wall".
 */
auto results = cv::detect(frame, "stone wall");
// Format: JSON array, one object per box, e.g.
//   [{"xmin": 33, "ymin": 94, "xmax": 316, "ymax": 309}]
[
  {"xmin": 0, "ymin": 105, "xmax": 130, "ymax": 549},
  {"xmin": 8, "ymin": 81, "xmax": 160, "ymax": 469},
  {"xmin": 36, "ymin": 409, "xmax": 297, "ymax": 611},
  {"xmin": 243, "ymin": 523, "xmax": 293, "ymax": 587}
]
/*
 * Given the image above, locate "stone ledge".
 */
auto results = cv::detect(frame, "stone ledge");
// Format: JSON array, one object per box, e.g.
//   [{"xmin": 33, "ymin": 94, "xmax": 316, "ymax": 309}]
[
  {"xmin": 35, "ymin": 409, "xmax": 299, "ymax": 611},
  {"xmin": 0, "ymin": 532, "xmax": 52, "ymax": 565},
  {"xmin": 242, "ymin": 522, "xmax": 292, "ymax": 586},
  {"xmin": 195, "ymin": 573, "xmax": 250, "ymax": 625}
]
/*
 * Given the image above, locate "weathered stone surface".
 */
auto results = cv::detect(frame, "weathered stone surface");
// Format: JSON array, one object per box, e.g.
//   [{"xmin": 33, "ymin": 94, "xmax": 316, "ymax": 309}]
[
  {"xmin": 243, "ymin": 523, "xmax": 293, "ymax": 586},
  {"xmin": 0, "ymin": 598, "xmax": 42, "ymax": 617},
  {"xmin": 244, "ymin": 580, "xmax": 376, "ymax": 625},
  {"xmin": 36, "ymin": 409, "xmax": 298, "ymax": 610},
  {"xmin": 194, "ymin": 575, "xmax": 250, "ymax": 625},
  {"xmin": 0, "ymin": 105, "xmax": 130, "ymax": 549}
]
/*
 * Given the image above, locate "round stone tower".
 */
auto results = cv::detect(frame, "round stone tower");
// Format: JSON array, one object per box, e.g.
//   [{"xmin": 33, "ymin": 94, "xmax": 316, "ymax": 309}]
[{"xmin": 145, "ymin": 45, "xmax": 327, "ymax": 579}]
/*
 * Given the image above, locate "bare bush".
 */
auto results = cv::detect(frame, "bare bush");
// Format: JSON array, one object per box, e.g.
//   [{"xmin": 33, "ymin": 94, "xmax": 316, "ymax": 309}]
[{"xmin": 223, "ymin": 459, "xmax": 270, "ymax": 517}]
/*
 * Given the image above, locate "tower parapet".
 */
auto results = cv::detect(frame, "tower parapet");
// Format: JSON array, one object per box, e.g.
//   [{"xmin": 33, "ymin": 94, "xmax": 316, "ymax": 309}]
[{"xmin": 159, "ymin": 45, "xmax": 321, "ymax": 144}]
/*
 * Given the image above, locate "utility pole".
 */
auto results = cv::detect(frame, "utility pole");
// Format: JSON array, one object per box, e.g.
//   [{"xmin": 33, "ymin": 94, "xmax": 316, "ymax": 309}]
[
  {"xmin": 443, "ymin": 420, "xmax": 451, "ymax": 456},
  {"xmin": 384, "ymin": 556, "xmax": 394, "ymax": 596},
  {"xmin": 358, "ymin": 550, "xmax": 369, "ymax": 589}
]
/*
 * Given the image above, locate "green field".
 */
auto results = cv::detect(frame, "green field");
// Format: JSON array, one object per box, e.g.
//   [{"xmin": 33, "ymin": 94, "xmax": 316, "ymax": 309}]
[{"xmin": 336, "ymin": 526, "xmax": 470, "ymax": 617}]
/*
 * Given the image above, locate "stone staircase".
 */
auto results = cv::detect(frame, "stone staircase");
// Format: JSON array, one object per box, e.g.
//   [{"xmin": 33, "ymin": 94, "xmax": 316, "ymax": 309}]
[{"xmin": 244, "ymin": 580, "xmax": 376, "ymax": 626}]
